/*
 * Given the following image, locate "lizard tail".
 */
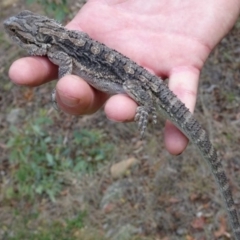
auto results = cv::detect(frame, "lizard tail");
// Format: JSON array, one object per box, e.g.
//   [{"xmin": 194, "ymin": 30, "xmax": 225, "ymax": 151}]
[{"xmin": 155, "ymin": 83, "xmax": 240, "ymax": 239}]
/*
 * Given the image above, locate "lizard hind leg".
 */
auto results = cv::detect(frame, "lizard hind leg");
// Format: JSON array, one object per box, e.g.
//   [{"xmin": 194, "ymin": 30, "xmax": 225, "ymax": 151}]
[{"xmin": 123, "ymin": 80, "xmax": 157, "ymax": 138}]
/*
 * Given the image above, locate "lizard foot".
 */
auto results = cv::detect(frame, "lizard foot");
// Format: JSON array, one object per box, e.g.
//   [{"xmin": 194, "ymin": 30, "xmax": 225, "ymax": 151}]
[
  {"xmin": 135, "ymin": 106, "xmax": 157, "ymax": 138},
  {"xmin": 135, "ymin": 106, "xmax": 149, "ymax": 138}
]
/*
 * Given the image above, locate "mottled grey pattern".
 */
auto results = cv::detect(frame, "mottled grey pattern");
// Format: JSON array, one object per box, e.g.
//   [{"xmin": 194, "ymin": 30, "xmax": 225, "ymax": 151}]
[{"xmin": 4, "ymin": 10, "xmax": 240, "ymax": 239}]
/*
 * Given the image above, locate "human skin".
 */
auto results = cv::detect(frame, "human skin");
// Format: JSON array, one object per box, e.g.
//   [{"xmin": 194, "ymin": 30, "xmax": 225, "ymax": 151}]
[{"xmin": 9, "ymin": 0, "xmax": 240, "ymax": 154}]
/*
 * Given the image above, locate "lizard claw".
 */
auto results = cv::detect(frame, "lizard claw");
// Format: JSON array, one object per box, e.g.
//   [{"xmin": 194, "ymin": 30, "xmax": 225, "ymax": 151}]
[
  {"xmin": 152, "ymin": 107, "xmax": 157, "ymax": 124},
  {"xmin": 51, "ymin": 88, "xmax": 59, "ymax": 111}
]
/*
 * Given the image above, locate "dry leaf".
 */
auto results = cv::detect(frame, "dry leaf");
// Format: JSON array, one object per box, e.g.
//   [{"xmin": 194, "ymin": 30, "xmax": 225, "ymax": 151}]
[
  {"xmin": 186, "ymin": 235, "xmax": 195, "ymax": 240},
  {"xmin": 169, "ymin": 197, "xmax": 181, "ymax": 203},
  {"xmin": 191, "ymin": 217, "xmax": 205, "ymax": 230},
  {"xmin": 214, "ymin": 217, "xmax": 231, "ymax": 238}
]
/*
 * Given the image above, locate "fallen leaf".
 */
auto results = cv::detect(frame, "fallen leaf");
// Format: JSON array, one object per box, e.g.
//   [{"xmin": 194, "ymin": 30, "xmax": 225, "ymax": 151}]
[
  {"xmin": 214, "ymin": 216, "xmax": 231, "ymax": 238},
  {"xmin": 102, "ymin": 203, "xmax": 115, "ymax": 213},
  {"xmin": 191, "ymin": 217, "xmax": 205, "ymax": 230},
  {"xmin": 186, "ymin": 235, "xmax": 195, "ymax": 240},
  {"xmin": 190, "ymin": 193, "xmax": 200, "ymax": 201},
  {"xmin": 169, "ymin": 197, "xmax": 181, "ymax": 203},
  {"xmin": 24, "ymin": 88, "xmax": 34, "ymax": 101}
]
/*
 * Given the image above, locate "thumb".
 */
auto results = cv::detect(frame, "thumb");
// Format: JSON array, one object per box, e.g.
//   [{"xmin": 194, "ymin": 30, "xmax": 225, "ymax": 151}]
[{"xmin": 164, "ymin": 67, "xmax": 200, "ymax": 155}]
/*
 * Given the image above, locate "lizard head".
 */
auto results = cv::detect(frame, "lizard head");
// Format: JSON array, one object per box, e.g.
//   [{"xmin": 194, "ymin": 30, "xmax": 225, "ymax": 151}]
[{"xmin": 4, "ymin": 10, "xmax": 62, "ymax": 56}]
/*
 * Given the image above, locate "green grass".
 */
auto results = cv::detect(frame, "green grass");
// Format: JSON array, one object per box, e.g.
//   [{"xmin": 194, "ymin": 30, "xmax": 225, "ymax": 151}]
[
  {"xmin": 5, "ymin": 212, "xmax": 88, "ymax": 240},
  {"xmin": 2, "ymin": 209, "xmax": 153, "ymax": 240},
  {"xmin": 26, "ymin": 0, "xmax": 70, "ymax": 21},
  {"xmin": 6, "ymin": 110, "xmax": 113, "ymax": 202}
]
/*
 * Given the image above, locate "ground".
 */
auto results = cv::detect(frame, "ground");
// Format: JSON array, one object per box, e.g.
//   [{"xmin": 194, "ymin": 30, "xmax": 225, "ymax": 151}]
[{"xmin": 0, "ymin": 1, "xmax": 240, "ymax": 240}]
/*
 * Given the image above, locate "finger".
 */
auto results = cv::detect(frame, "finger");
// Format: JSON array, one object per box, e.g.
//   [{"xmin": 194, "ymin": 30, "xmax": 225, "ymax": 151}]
[
  {"xmin": 9, "ymin": 56, "xmax": 58, "ymax": 86},
  {"xmin": 56, "ymin": 75, "xmax": 108, "ymax": 115},
  {"xmin": 104, "ymin": 94, "xmax": 138, "ymax": 122},
  {"xmin": 164, "ymin": 67, "xmax": 200, "ymax": 155}
]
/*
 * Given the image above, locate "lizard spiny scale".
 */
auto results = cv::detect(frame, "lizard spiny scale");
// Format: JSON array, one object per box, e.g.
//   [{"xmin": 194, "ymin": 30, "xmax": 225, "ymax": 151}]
[{"xmin": 4, "ymin": 10, "xmax": 240, "ymax": 239}]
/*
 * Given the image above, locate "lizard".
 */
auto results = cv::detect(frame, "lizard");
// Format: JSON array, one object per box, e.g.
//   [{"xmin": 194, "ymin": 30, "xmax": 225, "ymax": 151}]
[{"xmin": 4, "ymin": 10, "xmax": 240, "ymax": 239}]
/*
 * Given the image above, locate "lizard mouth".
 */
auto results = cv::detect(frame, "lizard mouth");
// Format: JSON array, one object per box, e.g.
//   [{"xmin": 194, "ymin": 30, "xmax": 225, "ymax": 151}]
[
  {"xmin": 5, "ymin": 25, "xmax": 33, "ymax": 45},
  {"xmin": 4, "ymin": 17, "xmax": 32, "ymax": 45},
  {"xmin": 11, "ymin": 29, "xmax": 31, "ymax": 44}
]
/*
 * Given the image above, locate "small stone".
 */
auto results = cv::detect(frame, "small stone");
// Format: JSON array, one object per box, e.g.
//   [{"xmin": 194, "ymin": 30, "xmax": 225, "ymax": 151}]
[
  {"xmin": 2, "ymin": 0, "xmax": 18, "ymax": 8},
  {"xmin": 112, "ymin": 224, "xmax": 139, "ymax": 240},
  {"xmin": 176, "ymin": 227, "xmax": 188, "ymax": 235},
  {"xmin": 6, "ymin": 108, "xmax": 24, "ymax": 124},
  {"xmin": 100, "ymin": 179, "xmax": 132, "ymax": 209},
  {"xmin": 110, "ymin": 157, "xmax": 139, "ymax": 179}
]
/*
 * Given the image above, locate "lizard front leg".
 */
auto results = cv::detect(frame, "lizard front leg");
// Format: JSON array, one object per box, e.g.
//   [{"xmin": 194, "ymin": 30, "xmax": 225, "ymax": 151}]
[
  {"xmin": 47, "ymin": 48, "xmax": 73, "ymax": 109},
  {"xmin": 123, "ymin": 80, "xmax": 157, "ymax": 138}
]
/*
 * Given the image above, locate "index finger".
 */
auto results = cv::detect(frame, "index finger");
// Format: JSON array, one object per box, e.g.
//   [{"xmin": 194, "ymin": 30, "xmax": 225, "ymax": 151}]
[{"xmin": 9, "ymin": 56, "xmax": 58, "ymax": 86}]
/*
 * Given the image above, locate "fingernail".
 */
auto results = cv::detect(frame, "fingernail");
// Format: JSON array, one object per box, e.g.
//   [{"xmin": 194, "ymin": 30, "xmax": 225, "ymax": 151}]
[{"xmin": 58, "ymin": 92, "xmax": 80, "ymax": 107}]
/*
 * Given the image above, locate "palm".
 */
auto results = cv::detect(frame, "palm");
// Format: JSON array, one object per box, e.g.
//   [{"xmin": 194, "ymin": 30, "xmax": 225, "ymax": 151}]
[
  {"xmin": 65, "ymin": 0, "xmax": 239, "ymax": 154},
  {"xmin": 70, "ymin": 0, "xmax": 238, "ymax": 77}
]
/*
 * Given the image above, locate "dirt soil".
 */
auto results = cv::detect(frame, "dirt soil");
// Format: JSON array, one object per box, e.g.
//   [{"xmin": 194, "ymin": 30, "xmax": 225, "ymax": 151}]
[{"xmin": 0, "ymin": 1, "xmax": 240, "ymax": 240}]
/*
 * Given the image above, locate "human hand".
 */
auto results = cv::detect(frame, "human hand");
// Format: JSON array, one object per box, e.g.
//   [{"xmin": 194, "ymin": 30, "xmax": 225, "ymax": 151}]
[{"xmin": 9, "ymin": 0, "xmax": 240, "ymax": 154}]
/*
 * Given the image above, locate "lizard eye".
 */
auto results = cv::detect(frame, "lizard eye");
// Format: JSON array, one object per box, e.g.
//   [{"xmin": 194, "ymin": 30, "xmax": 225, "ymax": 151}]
[{"xmin": 10, "ymin": 27, "xmax": 16, "ymax": 33}]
